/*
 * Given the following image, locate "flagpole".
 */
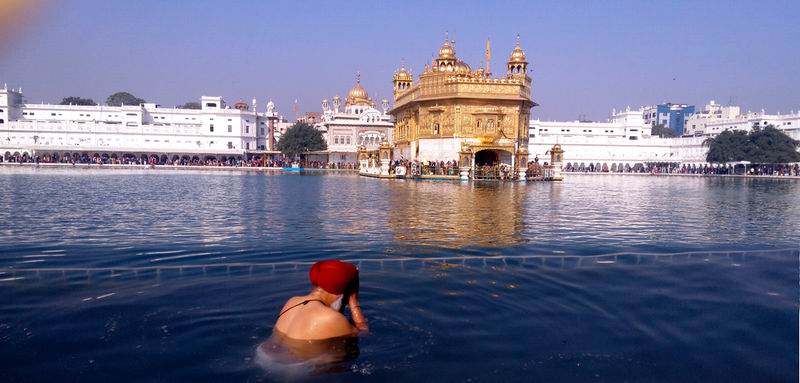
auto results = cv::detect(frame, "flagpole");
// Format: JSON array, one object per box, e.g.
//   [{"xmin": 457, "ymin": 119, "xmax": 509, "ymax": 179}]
[{"xmin": 485, "ymin": 38, "xmax": 491, "ymax": 76}]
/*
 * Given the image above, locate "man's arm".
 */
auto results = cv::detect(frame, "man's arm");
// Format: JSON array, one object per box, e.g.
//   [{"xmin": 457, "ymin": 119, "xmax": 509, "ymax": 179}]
[{"xmin": 349, "ymin": 293, "xmax": 368, "ymax": 331}]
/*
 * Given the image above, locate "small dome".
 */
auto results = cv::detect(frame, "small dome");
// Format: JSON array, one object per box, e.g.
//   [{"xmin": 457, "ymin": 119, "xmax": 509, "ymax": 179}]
[
  {"xmin": 509, "ymin": 44, "xmax": 527, "ymax": 63},
  {"xmin": 394, "ymin": 65, "xmax": 412, "ymax": 81},
  {"xmin": 438, "ymin": 39, "xmax": 455, "ymax": 60},
  {"xmin": 234, "ymin": 100, "xmax": 249, "ymax": 111},
  {"xmin": 454, "ymin": 59, "xmax": 471, "ymax": 73},
  {"xmin": 346, "ymin": 77, "xmax": 372, "ymax": 106}
]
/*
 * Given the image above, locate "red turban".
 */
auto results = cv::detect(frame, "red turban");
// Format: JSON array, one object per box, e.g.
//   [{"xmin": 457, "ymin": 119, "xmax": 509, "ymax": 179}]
[{"xmin": 309, "ymin": 260, "xmax": 359, "ymax": 295}]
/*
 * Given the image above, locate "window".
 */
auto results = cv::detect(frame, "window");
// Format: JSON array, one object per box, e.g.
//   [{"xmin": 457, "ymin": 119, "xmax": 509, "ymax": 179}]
[
  {"xmin": 210, "ymin": 124, "xmax": 214, "ymax": 132},
  {"xmin": 126, "ymin": 113, "xmax": 137, "ymax": 116},
  {"xmin": 334, "ymin": 136, "xmax": 339, "ymax": 144},
  {"xmin": 260, "ymin": 128, "xmax": 265, "ymax": 135},
  {"xmin": 51, "ymin": 113, "xmax": 56, "ymax": 116},
  {"xmin": 227, "ymin": 142, "xmax": 233, "ymax": 149},
  {"xmin": 228, "ymin": 118, "xmax": 232, "ymax": 121},
  {"xmin": 227, "ymin": 125, "xmax": 232, "ymax": 132},
  {"xmin": 206, "ymin": 103, "xmax": 217, "ymax": 108},
  {"xmin": 346, "ymin": 136, "xmax": 351, "ymax": 144},
  {"xmin": 245, "ymin": 127, "xmax": 249, "ymax": 134}
]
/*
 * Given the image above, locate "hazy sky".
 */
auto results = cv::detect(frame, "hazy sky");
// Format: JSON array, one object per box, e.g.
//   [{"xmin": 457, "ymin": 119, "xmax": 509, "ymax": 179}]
[{"xmin": 1, "ymin": 0, "xmax": 798, "ymax": 121}]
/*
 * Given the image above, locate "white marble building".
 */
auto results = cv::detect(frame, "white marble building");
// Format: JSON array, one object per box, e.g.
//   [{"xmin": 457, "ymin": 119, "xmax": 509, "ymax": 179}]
[
  {"xmin": 312, "ymin": 76, "xmax": 393, "ymax": 163},
  {"xmin": 0, "ymin": 84, "xmax": 280, "ymax": 162},
  {"xmin": 684, "ymin": 100, "xmax": 800, "ymax": 137},
  {"xmin": 528, "ymin": 104, "xmax": 800, "ymax": 171}
]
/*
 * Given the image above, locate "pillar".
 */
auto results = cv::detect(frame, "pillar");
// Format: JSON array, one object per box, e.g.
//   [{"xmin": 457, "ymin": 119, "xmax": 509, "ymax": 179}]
[
  {"xmin": 357, "ymin": 145, "xmax": 368, "ymax": 173},
  {"xmin": 379, "ymin": 141, "xmax": 392, "ymax": 176},
  {"xmin": 515, "ymin": 147, "xmax": 529, "ymax": 180},
  {"xmin": 549, "ymin": 144, "xmax": 564, "ymax": 181},
  {"xmin": 458, "ymin": 144, "xmax": 473, "ymax": 180}
]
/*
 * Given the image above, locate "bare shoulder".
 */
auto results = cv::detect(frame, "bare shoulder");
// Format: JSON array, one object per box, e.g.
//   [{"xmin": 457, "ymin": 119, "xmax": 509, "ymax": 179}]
[
  {"xmin": 308, "ymin": 308, "xmax": 354, "ymax": 339},
  {"xmin": 280, "ymin": 296, "xmax": 307, "ymax": 311}
]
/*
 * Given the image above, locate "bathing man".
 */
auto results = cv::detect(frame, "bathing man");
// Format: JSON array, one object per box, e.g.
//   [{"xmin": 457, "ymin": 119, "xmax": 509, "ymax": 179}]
[{"xmin": 273, "ymin": 260, "xmax": 368, "ymax": 340}]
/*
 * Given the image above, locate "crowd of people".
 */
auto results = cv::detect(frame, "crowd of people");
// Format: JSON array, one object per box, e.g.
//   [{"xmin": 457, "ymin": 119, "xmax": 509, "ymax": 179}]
[
  {"xmin": 563, "ymin": 162, "xmax": 800, "ymax": 176},
  {"xmin": 387, "ymin": 159, "xmax": 461, "ymax": 176},
  {"xmin": 0, "ymin": 152, "xmax": 361, "ymax": 170},
  {"xmin": 3, "ymin": 152, "xmax": 798, "ymax": 177},
  {"xmin": 304, "ymin": 161, "xmax": 358, "ymax": 170}
]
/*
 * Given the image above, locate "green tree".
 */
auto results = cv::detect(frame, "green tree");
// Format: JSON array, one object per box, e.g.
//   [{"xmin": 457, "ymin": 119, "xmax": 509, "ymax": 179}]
[
  {"xmin": 651, "ymin": 124, "xmax": 677, "ymax": 138},
  {"xmin": 59, "ymin": 96, "xmax": 97, "ymax": 106},
  {"xmin": 704, "ymin": 124, "xmax": 799, "ymax": 163},
  {"xmin": 106, "ymin": 92, "xmax": 147, "ymax": 107},
  {"xmin": 178, "ymin": 101, "xmax": 201, "ymax": 109},
  {"xmin": 276, "ymin": 122, "xmax": 327, "ymax": 159}
]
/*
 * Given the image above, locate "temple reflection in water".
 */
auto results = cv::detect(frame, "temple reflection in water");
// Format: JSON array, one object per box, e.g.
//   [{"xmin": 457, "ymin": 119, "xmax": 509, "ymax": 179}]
[{"xmin": 387, "ymin": 181, "xmax": 531, "ymax": 248}]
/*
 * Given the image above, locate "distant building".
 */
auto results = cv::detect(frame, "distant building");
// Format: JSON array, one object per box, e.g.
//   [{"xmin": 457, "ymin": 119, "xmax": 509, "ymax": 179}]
[
  {"xmin": 0, "ymin": 84, "xmax": 281, "ymax": 162},
  {"xmin": 298, "ymin": 112, "xmax": 322, "ymax": 124},
  {"xmin": 530, "ymin": 107, "xmax": 651, "ymax": 142},
  {"xmin": 684, "ymin": 100, "xmax": 799, "ymax": 137},
  {"xmin": 643, "ymin": 103, "xmax": 695, "ymax": 136},
  {"xmin": 312, "ymin": 75, "xmax": 393, "ymax": 163}
]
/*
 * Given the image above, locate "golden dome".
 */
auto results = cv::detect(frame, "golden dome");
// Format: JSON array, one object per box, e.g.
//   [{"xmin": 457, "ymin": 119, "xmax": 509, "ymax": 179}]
[
  {"xmin": 438, "ymin": 38, "xmax": 455, "ymax": 60},
  {"xmin": 346, "ymin": 75, "xmax": 372, "ymax": 106},
  {"xmin": 454, "ymin": 59, "xmax": 471, "ymax": 74},
  {"xmin": 394, "ymin": 65, "xmax": 412, "ymax": 81},
  {"xmin": 509, "ymin": 44, "xmax": 527, "ymax": 63}
]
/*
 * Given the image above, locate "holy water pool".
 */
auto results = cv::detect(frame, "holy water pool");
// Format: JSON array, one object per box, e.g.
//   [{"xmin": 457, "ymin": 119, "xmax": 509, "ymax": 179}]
[{"xmin": 0, "ymin": 168, "xmax": 797, "ymax": 382}]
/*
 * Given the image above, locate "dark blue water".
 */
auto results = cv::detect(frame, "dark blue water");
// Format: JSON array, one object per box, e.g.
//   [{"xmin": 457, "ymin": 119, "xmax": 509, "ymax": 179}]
[{"xmin": 0, "ymin": 167, "xmax": 798, "ymax": 382}]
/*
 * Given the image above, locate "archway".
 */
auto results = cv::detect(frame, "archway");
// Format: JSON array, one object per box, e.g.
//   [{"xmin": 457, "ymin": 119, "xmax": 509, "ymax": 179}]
[{"xmin": 474, "ymin": 149, "xmax": 512, "ymax": 167}]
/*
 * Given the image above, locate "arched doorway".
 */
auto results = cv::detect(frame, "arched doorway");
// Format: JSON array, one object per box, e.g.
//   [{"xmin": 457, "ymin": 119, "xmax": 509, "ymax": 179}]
[
  {"xmin": 473, "ymin": 149, "xmax": 513, "ymax": 179},
  {"xmin": 475, "ymin": 150, "xmax": 499, "ymax": 167}
]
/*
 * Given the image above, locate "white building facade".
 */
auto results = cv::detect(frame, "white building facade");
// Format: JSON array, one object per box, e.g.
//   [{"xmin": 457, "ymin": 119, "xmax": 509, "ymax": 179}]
[
  {"xmin": 528, "ymin": 105, "xmax": 800, "ymax": 171},
  {"xmin": 529, "ymin": 108, "xmax": 714, "ymax": 171},
  {"xmin": 0, "ymin": 85, "xmax": 280, "ymax": 163},
  {"xmin": 684, "ymin": 100, "xmax": 799, "ymax": 137},
  {"xmin": 313, "ymin": 76, "xmax": 393, "ymax": 163}
]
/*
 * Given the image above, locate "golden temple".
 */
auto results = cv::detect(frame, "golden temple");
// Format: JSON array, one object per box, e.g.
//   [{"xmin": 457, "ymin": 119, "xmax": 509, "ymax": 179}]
[{"xmin": 389, "ymin": 34, "xmax": 538, "ymax": 179}]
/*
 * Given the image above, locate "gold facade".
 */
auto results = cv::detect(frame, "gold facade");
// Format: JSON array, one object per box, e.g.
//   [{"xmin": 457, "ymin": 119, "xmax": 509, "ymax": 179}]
[{"xmin": 390, "ymin": 35, "xmax": 537, "ymax": 169}]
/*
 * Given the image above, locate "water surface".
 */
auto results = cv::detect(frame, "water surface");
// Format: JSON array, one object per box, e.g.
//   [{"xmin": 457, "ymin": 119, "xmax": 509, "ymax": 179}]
[{"xmin": 0, "ymin": 167, "xmax": 797, "ymax": 382}]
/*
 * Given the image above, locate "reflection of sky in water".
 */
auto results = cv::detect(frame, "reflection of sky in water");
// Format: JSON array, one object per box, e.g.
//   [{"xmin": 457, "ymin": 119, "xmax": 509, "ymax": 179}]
[
  {"xmin": 1, "ymin": 168, "xmax": 798, "ymax": 268},
  {"xmin": 0, "ymin": 169, "xmax": 798, "ymax": 381},
  {"xmin": 0, "ymin": 250, "xmax": 796, "ymax": 382}
]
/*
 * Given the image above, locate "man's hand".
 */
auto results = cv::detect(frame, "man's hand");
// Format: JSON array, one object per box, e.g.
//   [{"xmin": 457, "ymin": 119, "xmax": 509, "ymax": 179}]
[{"xmin": 349, "ymin": 293, "xmax": 369, "ymax": 332}]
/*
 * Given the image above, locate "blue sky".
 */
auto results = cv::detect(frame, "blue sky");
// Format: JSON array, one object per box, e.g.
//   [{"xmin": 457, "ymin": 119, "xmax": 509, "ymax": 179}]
[{"xmin": 1, "ymin": 0, "xmax": 798, "ymax": 121}]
